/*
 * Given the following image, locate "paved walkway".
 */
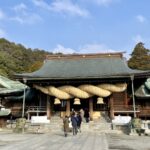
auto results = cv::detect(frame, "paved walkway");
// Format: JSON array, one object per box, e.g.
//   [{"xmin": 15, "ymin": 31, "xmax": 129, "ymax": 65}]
[
  {"xmin": 0, "ymin": 131, "xmax": 150, "ymax": 150},
  {"xmin": 0, "ymin": 131, "xmax": 108, "ymax": 150}
]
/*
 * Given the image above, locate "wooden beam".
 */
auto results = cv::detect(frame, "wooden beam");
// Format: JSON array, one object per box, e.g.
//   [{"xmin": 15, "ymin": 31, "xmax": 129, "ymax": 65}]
[
  {"xmin": 66, "ymin": 100, "xmax": 70, "ymax": 117},
  {"xmin": 89, "ymin": 98, "xmax": 93, "ymax": 120},
  {"xmin": 46, "ymin": 95, "xmax": 51, "ymax": 119},
  {"xmin": 110, "ymin": 96, "xmax": 114, "ymax": 119}
]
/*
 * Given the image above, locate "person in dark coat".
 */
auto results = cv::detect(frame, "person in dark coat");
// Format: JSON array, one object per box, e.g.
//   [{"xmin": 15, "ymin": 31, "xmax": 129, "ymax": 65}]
[
  {"xmin": 71, "ymin": 112, "xmax": 78, "ymax": 135},
  {"xmin": 63, "ymin": 116, "xmax": 69, "ymax": 137},
  {"xmin": 84, "ymin": 108, "xmax": 89, "ymax": 123},
  {"xmin": 77, "ymin": 112, "xmax": 82, "ymax": 132}
]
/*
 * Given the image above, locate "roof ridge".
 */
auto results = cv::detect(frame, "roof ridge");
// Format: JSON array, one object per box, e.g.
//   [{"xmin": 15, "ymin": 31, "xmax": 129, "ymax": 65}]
[{"xmin": 45, "ymin": 52, "xmax": 124, "ymax": 60}]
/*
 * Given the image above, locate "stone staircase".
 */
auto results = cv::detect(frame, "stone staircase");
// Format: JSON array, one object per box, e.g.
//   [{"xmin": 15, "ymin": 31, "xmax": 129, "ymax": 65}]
[
  {"xmin": 48, "ymin": 116, "xmax": 63, "ymax": 132},
  {"xmin": 26, "ymin": 115, "xmax": 113, "ymax": 133},
  {"xmin": 89, "ymin": 118, "xmax": 111, "ymax": 132},
  {"xmin": 26, "ymin": 116, "xmax": 63, "ymax": 133},
  {"xmin": 5, "ymin": 115, "xmax": 123, "ymax": 134},
  {"xmin": 81, "ymin": 115, "xmax": 123, "ymax": 134}
]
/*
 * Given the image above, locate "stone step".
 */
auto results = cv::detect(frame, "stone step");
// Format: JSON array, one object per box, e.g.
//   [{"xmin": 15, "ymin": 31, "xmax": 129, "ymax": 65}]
[{"xmin": 25, "ymin": 116, "xmax": 112, "ymax": 133}]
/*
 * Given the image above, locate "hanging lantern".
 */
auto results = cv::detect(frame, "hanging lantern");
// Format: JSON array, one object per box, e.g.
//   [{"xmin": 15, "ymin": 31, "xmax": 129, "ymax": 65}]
[
  {"xmin": 54, "ymin": 98, "xmax": 61, "ymax": 105},
  {"xmin": 97, "ymin": 97, "xmax": 104, "ymax": 104},
  {"xmin": 74, "ymin": 98, "xmax": 81, "ymax": 105}
]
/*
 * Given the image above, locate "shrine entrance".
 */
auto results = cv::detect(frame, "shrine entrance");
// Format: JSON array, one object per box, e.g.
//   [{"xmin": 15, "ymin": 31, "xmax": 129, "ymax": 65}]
[{"xmin": 70, "ymin": 98, "xmax": 89, "ymax": 112}]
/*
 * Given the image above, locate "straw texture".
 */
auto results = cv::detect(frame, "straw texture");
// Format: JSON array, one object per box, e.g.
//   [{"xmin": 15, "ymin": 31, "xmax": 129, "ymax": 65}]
[
  {"xmin": 34, "ymin": 83, "xmax": 127, "ymax": 99},
  {"xmin": 58, "ymin": 85, "xmax": 91, "ymax": 99},
  {"xmin": 97, "ymin": 83, "xmax": 127, "ymax": 92},
  {"xmin": 79, "ymin": 84, "xmax": 111, "ymax": 97}
]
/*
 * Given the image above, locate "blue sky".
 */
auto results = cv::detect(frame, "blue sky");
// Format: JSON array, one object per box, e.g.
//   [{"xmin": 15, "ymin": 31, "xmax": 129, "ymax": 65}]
[{"xmin": 0, "ymin": 0, "xmax": 150, "ymax": 59}]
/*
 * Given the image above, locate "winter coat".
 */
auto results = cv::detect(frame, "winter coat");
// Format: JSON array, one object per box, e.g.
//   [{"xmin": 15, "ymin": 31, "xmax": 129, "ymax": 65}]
[
  {"xmin": 77, "ymin": 115, "xmax": 82, "ymax": 126},
  {"xmin": 71, "ymin": 116, "xmax": 77, "ymax": 127},
  {"xmin": 63, "ymin": 117, "xmax": 69, "ymax": 132}
]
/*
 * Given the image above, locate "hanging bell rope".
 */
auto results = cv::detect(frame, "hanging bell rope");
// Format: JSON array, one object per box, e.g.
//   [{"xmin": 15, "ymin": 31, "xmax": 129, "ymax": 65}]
[
  {"xmin": 97, "ymin": 97, "xmax": 104, "ymax": 104},
  {"xmin": 54, "ymin": 98, "xmax": 61, "ymax": 105},
  {"xmin": 74, "ymin": 98, "xmax": 81, "ymax": 105}
]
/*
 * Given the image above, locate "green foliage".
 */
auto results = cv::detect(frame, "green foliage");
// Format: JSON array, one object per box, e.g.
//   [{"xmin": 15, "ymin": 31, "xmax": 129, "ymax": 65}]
[
  {"xmin": 27, "ymin": 61, "xmax": 43, "ymax": 72},
  {"xmin": 0, "ymin": 38, "xmax": 51, "ymax": 77},
  {"xmin": 128, "ymin": 42, "xmax": 150, "ymax": 70}
]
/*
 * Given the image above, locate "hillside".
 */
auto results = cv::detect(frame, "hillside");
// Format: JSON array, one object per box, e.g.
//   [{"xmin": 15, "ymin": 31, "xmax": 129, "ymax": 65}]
[{"xmin": 0, "ymin": 38, "xmax": 52, "ymax": 77}]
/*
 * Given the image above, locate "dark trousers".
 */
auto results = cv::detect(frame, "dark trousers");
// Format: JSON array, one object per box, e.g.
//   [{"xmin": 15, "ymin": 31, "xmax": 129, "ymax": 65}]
[
  {"xmin": 77, "ymin": 125, "xmax": 81, "ymax": 132},
  {"xmin": 72, "ymin": 126, "xmax": 77, "ymax": 135},
  {"xmin": 85, "ymin": 117, "xmax": 89, "ymax": 123}
]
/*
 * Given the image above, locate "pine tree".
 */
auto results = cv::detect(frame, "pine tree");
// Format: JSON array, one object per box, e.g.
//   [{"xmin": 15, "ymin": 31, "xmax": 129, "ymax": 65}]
[{"xmin": 128, "ymin": 42, "xmax": 150, "ymax": 70}]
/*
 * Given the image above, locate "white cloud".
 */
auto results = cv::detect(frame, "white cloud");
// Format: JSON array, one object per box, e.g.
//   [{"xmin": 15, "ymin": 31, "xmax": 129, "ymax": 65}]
[
  {"xmin": 51, "ymin": 43, "xmax": 119, "ymax": 54},
  {"xmin": 0, "ymin": 29, "xmax": 6, "ymax": 37},
  {"xmin": 136, "ymin": 15, "xmax": 146, "ymax": 23},
  {"xmin": 51, "ymin": 0, "xmax": 89, "ymax": 17},
  {"xmin": 81, "ymin": 0, "xmax": 120, "ymax": 6},
  {"xmin": 52, "ymin": 44, "xmax": 76, "ymax": 54},
  {"xmin": 0, "ymin": 9, "xmax": 6, "ymax": 20},
  {"xmin": 78, "ymin": 43, "xmax": 118, "ymax": 53},
  {"xmin": 32, "ymin": 0, "xmax": 89, "ymax": 17},
  {"xmin": 13, "ymin": 3, "xmax": 27, "ymax": 13},
  {"xmin": 11, "ymin": 3, "xmax": 42, "ymax": 24},
  {"xmin": 11, "ymin": 14, "xmax": 42, "ymax": 24},
  {"xmin": 32, "ymin": 0, "xmax": 52, "ymax": 10},
  {"xmin": 132, "ymin": 35, "xmax": 143, "ymax": 43},
  {"xmin": 94, "ymin": 0, "xmax": 114, "ymax": 6}
]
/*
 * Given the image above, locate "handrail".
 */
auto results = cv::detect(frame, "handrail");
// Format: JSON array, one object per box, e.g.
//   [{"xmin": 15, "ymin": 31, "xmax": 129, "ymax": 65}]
[
  {"xmin": 26, "ymin": 106, "xmax": 46, "ymax": 111},
  {"xmin": 113, "ymin": 105, "xmax": 140, "ymax": 112}
]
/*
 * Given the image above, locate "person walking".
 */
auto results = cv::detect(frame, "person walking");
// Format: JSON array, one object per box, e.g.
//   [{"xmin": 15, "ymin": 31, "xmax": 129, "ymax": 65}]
[
  {"xmin": 71, "ymin": 112, "xmax": 78, "ymax": 135},
  {"xmin": 84, "ymin": 108, "xmax": 89, "ymax": 123},
  {"xmin": 77, "ymin": 112, "xmax": 82, "ymax": 132},
  {"xmin": 80, "ymin": 108, "xmax": 85, "ymax": 122},
  {"xmin": 63, "ymin": 115, "xmax": 69, "ymax": 137}
]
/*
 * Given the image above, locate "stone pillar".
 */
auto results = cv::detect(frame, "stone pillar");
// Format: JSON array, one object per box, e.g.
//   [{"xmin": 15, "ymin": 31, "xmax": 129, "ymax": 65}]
[
  {"xmin": 89, "ymin": 98, "xmax": 93, "ymax": 120},
  {"xmin": 66, "ymin": 100, "xmax": 70, "ymax": 117},
  {"xmin": 110, "ymin": 96, "xmax": 114, "ymax": 119},
  {"xmin": 47, "ymin": 95, "xmax": 51, "ymax": 119},
  {"xmin": 131, "ymin": 75, "xmax": 136, "ymax": 118}
]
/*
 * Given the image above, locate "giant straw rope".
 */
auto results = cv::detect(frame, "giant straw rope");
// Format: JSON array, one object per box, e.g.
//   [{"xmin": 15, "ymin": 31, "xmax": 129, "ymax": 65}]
[{"xmin": 34, "ymin": 83, "xmax": 127, "ymax": 100}]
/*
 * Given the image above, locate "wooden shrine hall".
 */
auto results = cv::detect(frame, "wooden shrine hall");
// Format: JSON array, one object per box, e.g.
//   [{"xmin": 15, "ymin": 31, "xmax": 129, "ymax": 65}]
[{"xmin": 14, "ymin": 53, "xmax": 150, "ymax": 121}]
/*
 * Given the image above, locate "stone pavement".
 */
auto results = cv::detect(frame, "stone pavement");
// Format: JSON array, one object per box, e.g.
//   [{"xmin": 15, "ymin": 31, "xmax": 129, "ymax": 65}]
[
  {"xmin": 0, "ymin": 131, "xmax": 108, "ymax": 150},
  {"xmin": 0, "ymin": 131, "xmax": 150, "ymax": 150}
]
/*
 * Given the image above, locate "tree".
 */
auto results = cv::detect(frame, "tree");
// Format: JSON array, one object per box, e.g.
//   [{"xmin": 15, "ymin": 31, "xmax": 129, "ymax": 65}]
[
  {"xmin": 128, "ymin": 42, "xmax": 150, "ymax": 70},
  {"xmin": 27, "ymin": 61, "xmax": 43, "ymax": 72},
  {"xmin": 0, "ymin": 38, "xmax": 52, "ymax": 77}
]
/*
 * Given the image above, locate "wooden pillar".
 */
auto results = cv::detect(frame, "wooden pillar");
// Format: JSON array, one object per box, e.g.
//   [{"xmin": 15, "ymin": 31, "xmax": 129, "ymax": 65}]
[
  {"xmin": 66, "ymin": 100, "xmax": 70, "ymax": 117},
  {"xmin": 110, "ymin": 96, "xmax": 114, "ymax": 119},
  {"xmin": 36, "ymin": 107, "xmax": 39, "ymax": 116},
  {"xmin": 89, "ymin": 98, "xmax": 93, "ymax": 120},
  {"xmin": 46, "ymin": 95, "xmax": 51, "ymax": 119},
  {"xmin": 124, "ymin": 91, "xmax": 128, "ymax": 106}
]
